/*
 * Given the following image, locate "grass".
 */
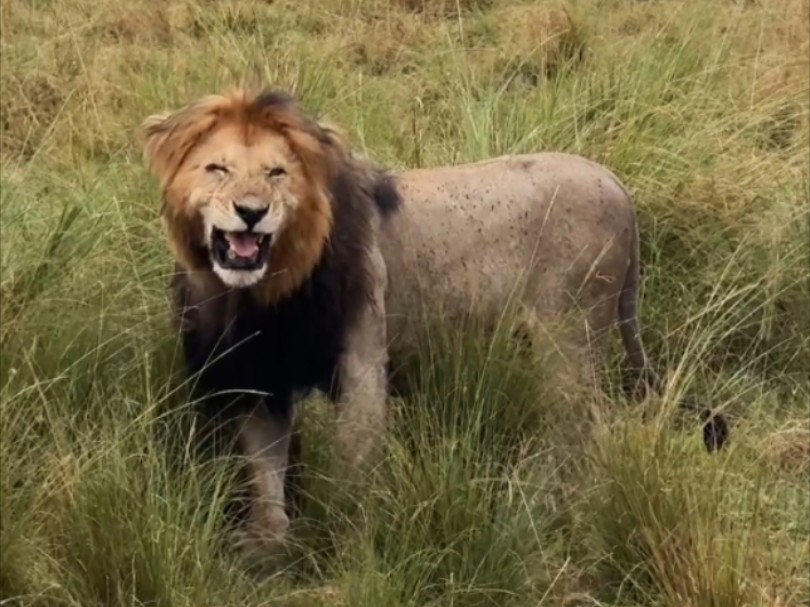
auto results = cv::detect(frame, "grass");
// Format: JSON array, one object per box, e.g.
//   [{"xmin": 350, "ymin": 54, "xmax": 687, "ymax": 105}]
[{"xmin": 1, "ymin": 0, "xmax": 808, "ymax": 605}]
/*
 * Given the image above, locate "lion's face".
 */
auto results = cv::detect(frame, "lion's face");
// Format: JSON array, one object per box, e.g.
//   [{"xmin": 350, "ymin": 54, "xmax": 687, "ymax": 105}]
[
  {"xmin": 141, "ymin": 90, "xmax": 341, "ymax": 298},
  {"xmin": 174, "ymin": 124, "xmax": 306, "ymax": 288}
]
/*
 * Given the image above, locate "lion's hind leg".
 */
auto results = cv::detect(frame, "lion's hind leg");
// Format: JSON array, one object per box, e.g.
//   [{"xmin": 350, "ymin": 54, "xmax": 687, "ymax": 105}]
[{"xmin": 511, "ymin": 304, "xmax": 614, "ymax": 451}]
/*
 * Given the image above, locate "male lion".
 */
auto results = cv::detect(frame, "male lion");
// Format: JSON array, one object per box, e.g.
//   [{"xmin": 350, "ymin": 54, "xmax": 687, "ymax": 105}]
[{"xmin": 140, "ymin": 87, "xmax": 728, "ymax": 555}]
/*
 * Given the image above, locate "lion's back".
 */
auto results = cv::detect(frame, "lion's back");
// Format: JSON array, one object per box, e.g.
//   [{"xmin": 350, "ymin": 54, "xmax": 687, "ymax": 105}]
[{"xmin": 377, "ymin": 152, "xmax": 638, "ymax": 345}]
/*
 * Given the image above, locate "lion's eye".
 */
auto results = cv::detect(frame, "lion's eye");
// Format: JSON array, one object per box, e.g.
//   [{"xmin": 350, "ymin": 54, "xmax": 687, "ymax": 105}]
[
  {"xmin": 266, "ymin": 166, "xmax": 287, "ymax": 179},
  {"xmin": 205, "ymin": 163, "xmax": 229, "ymax": 175}
]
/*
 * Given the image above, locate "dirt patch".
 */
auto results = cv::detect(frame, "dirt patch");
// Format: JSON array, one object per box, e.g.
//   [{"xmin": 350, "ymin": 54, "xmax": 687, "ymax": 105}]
[
  {"xmin": 395, "ymin": 0, "xmax": 494, "ymax": 19},
  {"xmin": 346, "ymin": 13, "xmax": 437, "ymax": 75},
  {"xmin": 763, "ymin": 422, "xmax": 810, "ymax": 476},
  {"xmin": 494, "ymin": 5, "xmax": 585, "ymax": 79},
  {"xmin": 0, "ymin": 75, "xmax": 66, "ymax": 159},
  {"xmin": 98, "ymin": 7, "xmax": 174, "ymax": 44},
  {"xmin": 462, "ymin": 4, "xmax": 585, "ymax": 87}
]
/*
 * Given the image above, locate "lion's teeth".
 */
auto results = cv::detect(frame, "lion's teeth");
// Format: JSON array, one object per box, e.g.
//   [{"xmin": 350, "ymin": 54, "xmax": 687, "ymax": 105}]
[{"xmin": 227, "ymin": 249, "xmax": 236, "ymax": 260}]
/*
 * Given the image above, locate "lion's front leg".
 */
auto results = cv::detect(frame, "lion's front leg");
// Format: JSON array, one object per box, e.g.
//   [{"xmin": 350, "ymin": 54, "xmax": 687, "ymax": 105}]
[
  {"xmin": 334, "ymin": 246, "xmax": 389, "ymax": 470},
  {"xmin": 235, "ymin": 404, "xmax": 293, "ymax": 554}
]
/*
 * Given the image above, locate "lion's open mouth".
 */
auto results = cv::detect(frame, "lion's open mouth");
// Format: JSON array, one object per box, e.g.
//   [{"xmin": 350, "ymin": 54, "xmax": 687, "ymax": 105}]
[{"xmin": 211, "ymin": 228, "xmax": 272, "ymax": 271}]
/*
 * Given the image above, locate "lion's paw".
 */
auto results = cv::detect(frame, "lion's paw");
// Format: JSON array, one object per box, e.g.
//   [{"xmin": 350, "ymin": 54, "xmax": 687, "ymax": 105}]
[
  {"xmin": 235, "ymin": 504, "xmax": 290, "ymax": 564},
  {"xmin": 335, "ymin": 425, "xmax": 383, "ymax": 470}
]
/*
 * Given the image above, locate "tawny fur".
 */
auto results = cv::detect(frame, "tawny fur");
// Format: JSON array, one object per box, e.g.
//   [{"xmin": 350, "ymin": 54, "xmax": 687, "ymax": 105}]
[{"xmin": 140, "ymin": 88, "xmax": 728, "ymax": 560}]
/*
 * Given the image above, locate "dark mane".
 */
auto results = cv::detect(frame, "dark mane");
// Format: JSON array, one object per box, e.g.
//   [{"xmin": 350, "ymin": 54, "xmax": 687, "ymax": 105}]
[{"xmin": 370, "ymin": 170, "xmax": 401, "ymax": 217}]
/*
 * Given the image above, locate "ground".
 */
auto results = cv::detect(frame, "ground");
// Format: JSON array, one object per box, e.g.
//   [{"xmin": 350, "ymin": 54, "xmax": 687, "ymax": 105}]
[{"xmin": 0, "ymin": 0, "xmax": 808, "ymax": 605}]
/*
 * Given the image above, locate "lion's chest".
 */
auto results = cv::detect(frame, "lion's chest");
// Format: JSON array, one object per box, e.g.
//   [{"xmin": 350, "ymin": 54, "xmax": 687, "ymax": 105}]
[{"xmin": 181, "ymin": 287, "xmax": 348, "ymax": 412}]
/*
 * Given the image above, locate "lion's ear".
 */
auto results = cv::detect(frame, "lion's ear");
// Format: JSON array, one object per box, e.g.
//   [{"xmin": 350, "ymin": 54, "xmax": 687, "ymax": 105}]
[
  {"xmin": 251, "ymin": 90, "xmax": 347, "ymax": 191},
  {"xmin": 139, "ymin": 113, "xmax": 170, "ymax": 177},
  {"xmin": 138, "ymin": 97, "xmax": 225, "ymax": 187},
  {"xmin": 286, "ymin": 125, "xmax": 348, "ymax": 197},
  {"xmin": 318, "ymin": 121, "xmax": 349, "ymax": 151}
]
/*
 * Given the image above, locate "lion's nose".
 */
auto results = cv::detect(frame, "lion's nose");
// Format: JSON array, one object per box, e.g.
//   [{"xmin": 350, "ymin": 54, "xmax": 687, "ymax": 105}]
[{"xmin": 234, "ymin": 204, "xmax": 268, "ymax": 230}]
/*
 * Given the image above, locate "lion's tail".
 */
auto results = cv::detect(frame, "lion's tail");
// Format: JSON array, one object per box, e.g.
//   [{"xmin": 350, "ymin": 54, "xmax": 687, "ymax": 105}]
[
  {"xmin": 617, "ymin": 202, "xmax": 729, "ymax": 453},
  {"xmin": 617, "ymin": 209, "xmax": 662, "ymax": 396}
]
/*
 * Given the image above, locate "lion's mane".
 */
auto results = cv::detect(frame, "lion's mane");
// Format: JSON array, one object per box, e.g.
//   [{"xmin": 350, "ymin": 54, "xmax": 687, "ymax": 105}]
[{"xmin": 151, "ymin": 90, "xmax": 401, "ymax": 420}]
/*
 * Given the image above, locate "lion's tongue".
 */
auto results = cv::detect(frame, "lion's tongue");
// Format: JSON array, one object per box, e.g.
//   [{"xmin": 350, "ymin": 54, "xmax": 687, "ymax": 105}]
[{"xmin": 226, "ymin": 232, "xmax": 260, "ymax": 258}]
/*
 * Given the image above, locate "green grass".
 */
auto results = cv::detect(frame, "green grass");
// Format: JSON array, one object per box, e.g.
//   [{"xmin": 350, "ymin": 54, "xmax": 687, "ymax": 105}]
[{"xmin": 1, "ymin": 0, "xmax": 808, "ymax": 605}]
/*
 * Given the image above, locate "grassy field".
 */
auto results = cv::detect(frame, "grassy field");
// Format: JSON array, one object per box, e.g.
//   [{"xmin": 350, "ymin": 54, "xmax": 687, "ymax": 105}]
[{"xmin": 1, "ymin": 0, "xmax": 808, "ymax": 605}]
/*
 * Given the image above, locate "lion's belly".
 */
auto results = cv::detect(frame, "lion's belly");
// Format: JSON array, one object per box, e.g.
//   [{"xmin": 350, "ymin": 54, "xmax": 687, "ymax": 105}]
[{"xmin": 377, "ymin": 152, "xmax": 636, "ymax": 352}]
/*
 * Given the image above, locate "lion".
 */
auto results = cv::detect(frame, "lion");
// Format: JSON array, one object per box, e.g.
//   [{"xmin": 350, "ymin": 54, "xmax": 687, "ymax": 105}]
[{"xmin": 139, "ymin": 87, "xmax": 728, "ymax": 556}]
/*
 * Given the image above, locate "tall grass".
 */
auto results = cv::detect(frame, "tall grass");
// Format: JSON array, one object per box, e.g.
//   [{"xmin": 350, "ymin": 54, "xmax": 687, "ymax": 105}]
[{"xmin": 1, "ymin": 0, "xmax": 808, "ymax": 605}]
